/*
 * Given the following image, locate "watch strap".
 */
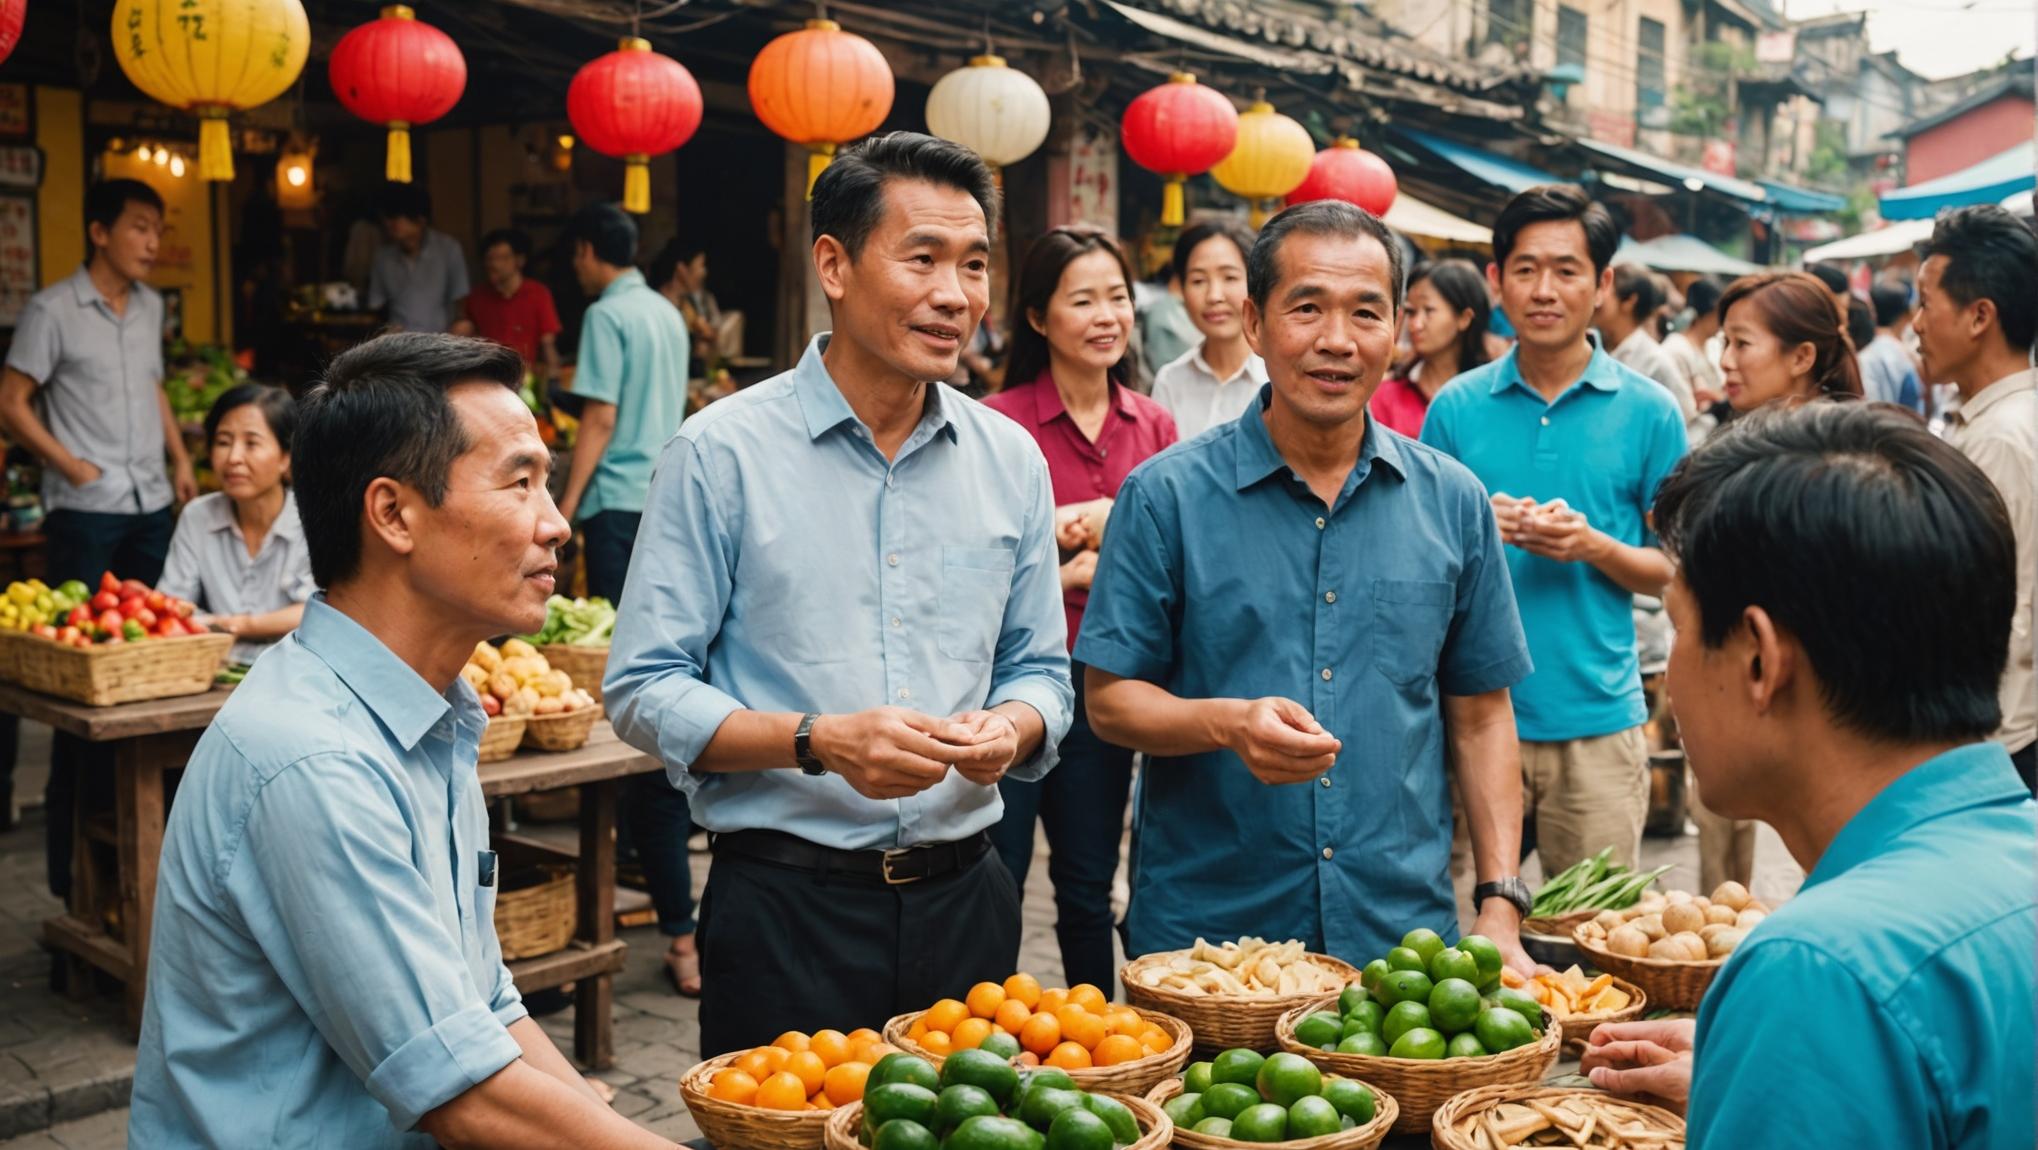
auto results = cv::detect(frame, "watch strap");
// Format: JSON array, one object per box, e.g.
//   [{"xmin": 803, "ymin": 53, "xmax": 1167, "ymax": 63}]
[
  {"xmin": 794, "ymin": 712, "xmax": 826, "ymax": 776},
  {"xmin": 1475, "ymin": 877, "xmax": 1532, "ymax": 918}
]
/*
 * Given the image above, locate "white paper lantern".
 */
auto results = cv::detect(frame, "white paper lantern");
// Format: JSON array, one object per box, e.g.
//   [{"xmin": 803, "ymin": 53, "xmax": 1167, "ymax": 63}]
[{"xmin": 925, "ymin": 54, "xmax": 1051, "ymax": 169}]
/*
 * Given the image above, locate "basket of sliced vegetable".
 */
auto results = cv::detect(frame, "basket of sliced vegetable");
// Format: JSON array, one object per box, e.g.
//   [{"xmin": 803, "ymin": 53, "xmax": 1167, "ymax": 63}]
[
  {"xmin": 523, "ymin": 595, "xmax": 615, "ymax": 703},
  {"xmin": 1520, "ymin": 850, "xmax": 1671, "ymax": 968}
]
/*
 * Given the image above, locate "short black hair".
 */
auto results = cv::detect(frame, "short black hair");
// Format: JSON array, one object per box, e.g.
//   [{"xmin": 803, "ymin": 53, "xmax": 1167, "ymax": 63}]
[
  {"xmin": 295, "ymin": 333, "xmax": 525, "ymax": 589},
  {"xmin": 648, "ymin": 238, "xmax": 698, "ymax": 293},
  {"xmin": 810, "ymin": 131, "xmax": 999, "ymax": 260},
  {"xmin": 1653, "ymin": 402, "xmax": 2015, "ymax": 744},
  {"xmin": 1171, "ymin": 219, "xmax": 1256, "ymax": 286},
  {"xmin": 1804, "ymin": 262, "xmax": 1849, "ymax": 297},
  {"xmin": 1684, "ymin": 275, "xmax": 1725, "ymax": 320},
  {"xmin": 1491, "ymin": 184, "xmax": 1619, "ymax": 275},
  {"xmin": 1248, "ymin": 199, "xmax": 1404, "ymax": 314},
  {"xmin": 1868, "ymin": 281, "xmax": 1911, "ymax": 329},
  {"xmin": 1611, "ymin": 263, "xmax": 1663, "ymax": 320},
  {"xmin": 564, "ymin": 203, "xmax": 638, "ymax": 268},
  {"xmin": 376, "ymin": 181, "xmax": 431, "ymax": 222},
  {"xmin": 1920, "ymin": 205, "xmax": 2038, "ymax": 354},
  {"xmin": 480, "ymin": 228, "xmax": 531, "ymax": 259},
  {"xmin": 1845, "ymin": 296, "xmax": 1875, "ymax": 351},
  {"xmin": 202, "ymin": 383, "xmax": 297, "ymax": 454},
  {"xmin": 85, "ymin": 179, "xmax": 164, "ymax": 249}
]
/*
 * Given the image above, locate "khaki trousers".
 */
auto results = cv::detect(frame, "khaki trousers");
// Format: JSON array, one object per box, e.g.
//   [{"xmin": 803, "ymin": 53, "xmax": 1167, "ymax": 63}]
[
  {"xmin": 1690, "ymin": 777, "xmax": 1755, "ymax": 893},
  {"xmin": 1452, "ymin": 726, "xmax": 1650, "ymax": 913}
]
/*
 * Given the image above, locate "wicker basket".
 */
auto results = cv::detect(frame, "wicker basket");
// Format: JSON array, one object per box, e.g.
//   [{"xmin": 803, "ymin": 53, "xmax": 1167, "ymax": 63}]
[
  {"xmin": 1544, "ymin": 976, "xmax": 1648, "ymax": 1057},
  {"xmin": 1145, "ymin": 1075, "xmax": 1395, "ymax": 1150},
  {"xmin": 1429, "ymin": 1085, "xmax": 1684, "ymax": 1150},
  {"xmin": 826, "ymin": 1092, "xmax": 1173, "ymax": 1150},
  {"xmin": 681, "ymin": 1052, "xmax": 833, "ymax": 1150},
  {"xmin": 492, "ymin": 864, "xmax": 577, "ymax": 960},
  {"xmin": 1517, "ymin": 910, "xmax": 1597, "ymax": 970},
  {"xmin": 1571, "ymin": 928, "xmax": 1723, "ymax": 1012},
  {"xmin": 521, "ymin": 702, "xmax": 603, "ymax": 752},
  {"xmin": 1121, "ymin": 952, "xmax": 1362, "ymax": 1054},
  {"xmin": 882, "ymin": 1007, "xmax": 1193, "ymax": 1096},
  {"xmin": 538, "ymin": 643, "xmax": 610, "ymax": 703},
  {"xmin": 1273, "ymin": 996, "xmax": 1560, "ymax": 1136},
  {"xmin": 480, "ymin": 715, "xmax": 526, "ymax": 763},
  {"xmin": 0, "ymin": 629, "xmax": 232, "ymax": 706}
]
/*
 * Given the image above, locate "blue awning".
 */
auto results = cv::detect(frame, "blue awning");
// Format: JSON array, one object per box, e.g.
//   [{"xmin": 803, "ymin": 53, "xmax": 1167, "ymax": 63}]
[
  {"xmin": 1575, "ymin": 138, "xmax": 1770, "ymax": 205},
  {"xmin": 1881, "ymin": 141, "xmax": 2037, "ymax": 220},
  {"xmin": 1758, "ymin": 180, "xmax": 1847, "ymax": 214},
  {"xmin": 1396, "ymin": 128, "xmax": 1559, "ymax": 194}
]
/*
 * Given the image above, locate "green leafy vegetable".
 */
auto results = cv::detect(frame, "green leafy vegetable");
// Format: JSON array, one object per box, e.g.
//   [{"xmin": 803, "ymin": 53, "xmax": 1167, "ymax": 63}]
[{"xmin": 522, "ymin": 595, "xmax": 616, "ymax": 646}]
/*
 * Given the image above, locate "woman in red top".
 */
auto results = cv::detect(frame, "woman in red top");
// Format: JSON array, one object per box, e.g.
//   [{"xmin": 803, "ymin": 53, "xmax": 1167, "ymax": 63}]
[
  {"xmin": 983, "ymin": 226, "xmax": 1176, "ymax": 993},
  {"xmin": 1370, "ymin": 259, "xmax": 1491, "ymax": 437}
]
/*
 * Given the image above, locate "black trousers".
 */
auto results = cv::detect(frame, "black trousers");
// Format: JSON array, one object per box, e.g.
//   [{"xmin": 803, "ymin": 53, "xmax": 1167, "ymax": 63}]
[
  {"xmin": 697, "ymin": 845, "xmax": 1023, "ymax": 1057},
  {"xmin": 2012, "ymin": 742, "xmax": 2035, "ymax": 794}
]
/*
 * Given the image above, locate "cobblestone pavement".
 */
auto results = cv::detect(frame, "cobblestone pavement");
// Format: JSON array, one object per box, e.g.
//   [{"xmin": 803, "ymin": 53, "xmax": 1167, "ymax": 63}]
[{"xmin": 0, "ymin": 724, "xmax": 1802, "ymax": 1148}]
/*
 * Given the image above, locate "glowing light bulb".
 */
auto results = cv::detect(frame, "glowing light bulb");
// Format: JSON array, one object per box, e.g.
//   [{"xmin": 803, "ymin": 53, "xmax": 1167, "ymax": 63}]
[
  {"xmin": 285, "ymin": 163, "xmax": 308, "ymax": 187},
  {"xmin": 154, "ymin": 148, "xmax": 170, "ymax": 167},
  {"xmin": 169, "ymin": 154, "xmax": 187, "ymax": 178},
  {"xmin": 135, "ymin": 145, "xmax": 153, "ymax": 164},
  {"xmin": 557, "ymin": 134, "xmax": 575, "ymax": 150}
]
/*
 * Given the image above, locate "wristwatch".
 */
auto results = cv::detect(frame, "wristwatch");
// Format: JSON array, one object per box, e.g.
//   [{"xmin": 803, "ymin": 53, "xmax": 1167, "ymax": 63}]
[
  {"xmin": 1474, "ymin": 876, "xmax": 1533, "ymax": 919},
  {"xmin": 794, "ymin": 713, "xmax": 827, "ymax": 776}
]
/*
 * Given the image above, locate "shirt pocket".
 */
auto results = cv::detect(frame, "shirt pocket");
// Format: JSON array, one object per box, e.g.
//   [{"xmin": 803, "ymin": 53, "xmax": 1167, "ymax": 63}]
[
  {"xmin": 937, "ymin": 546, "xmax": 1016, "ymax": 664},
  {"xmin": 1371, "ymin": 578, "xmax": 1454, "ymax": 687}
]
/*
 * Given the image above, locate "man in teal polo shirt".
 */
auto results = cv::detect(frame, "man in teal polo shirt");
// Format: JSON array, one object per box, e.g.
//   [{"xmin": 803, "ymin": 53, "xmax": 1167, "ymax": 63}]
[
  {"xmin": 1421, "ymin": 185, "xmax": 1686, "ymax": 877},
  {"xmin": 1582, "ymin": 403, "xmax": 2035, "ymax": 1148}
]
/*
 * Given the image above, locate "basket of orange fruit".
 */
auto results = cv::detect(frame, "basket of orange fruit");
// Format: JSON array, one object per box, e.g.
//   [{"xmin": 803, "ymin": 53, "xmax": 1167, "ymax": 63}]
[
  {"xmin": 680, "ymin": 1027, "xmax": 899, "ymax": 1150},
  {"xmin": 882, "ymin": 974, "xmax": 1192, "ymax": 1097}
]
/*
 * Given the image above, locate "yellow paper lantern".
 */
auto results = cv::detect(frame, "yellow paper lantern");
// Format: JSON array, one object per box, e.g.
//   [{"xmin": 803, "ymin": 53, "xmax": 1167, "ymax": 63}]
[
  {"xmin": 111, "ymin": 0, "xmax": 310, "ymax": 181},
  {"xmin": 1210, "ymin": 100, "xmax": 1315, "ymax": 227}
]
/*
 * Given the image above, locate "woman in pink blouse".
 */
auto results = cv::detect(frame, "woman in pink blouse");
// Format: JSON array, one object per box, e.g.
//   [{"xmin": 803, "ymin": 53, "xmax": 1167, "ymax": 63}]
[{"xmin": 1371, "ymin": 259, "xmax": 1492, "ymax": 438}]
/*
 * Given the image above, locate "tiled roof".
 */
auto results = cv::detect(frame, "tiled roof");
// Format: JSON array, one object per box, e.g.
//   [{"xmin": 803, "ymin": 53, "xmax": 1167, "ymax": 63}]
[{"xmin": 1136, "ymin": 0, "xmax": 1533, "ymax": 95}]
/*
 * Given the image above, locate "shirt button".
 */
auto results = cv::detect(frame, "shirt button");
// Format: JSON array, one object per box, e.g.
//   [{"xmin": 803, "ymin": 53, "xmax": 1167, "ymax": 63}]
[
  {"xmin": 1315, "ymin": 517, "xmax": 1327, "ymax": 530},
  {"xmin": 1322, "ymin": 847, "xmax": 1334, "ymax": 860},
  {"xmin": 1540, "ymin": 416, "xmax": 1551, "ymax": 426},
  {"xmin": 897, "ymin": 688, "xmax": 911, "ymax": 700},
  {"xmin": 890, "ymin": 616, "xmax": 902, "ymax": 629},
  {"xmin": 1320, "ymin": 776, "xmax": 1332, "ymax": 788},
  {"xmin": 886, "ymin": 554, "xmax": 900, "ymax": 567},
  {"xmin": 1324, "ymin": 591, "xmax": 1337, "ymax": 604},
  {"xmin": 1321, "ymin": 667, "xmax": 1333, "ymax": 681}
]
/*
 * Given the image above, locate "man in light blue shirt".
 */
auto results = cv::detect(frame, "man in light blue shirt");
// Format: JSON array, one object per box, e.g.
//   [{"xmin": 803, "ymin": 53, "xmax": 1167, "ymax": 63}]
[
  {"xmin": 1583, "ymin": 403, "xmax": 2035, "ymax": 1149},
  {"xmin": 605, "ymin": 133, "xmax": 1072, "ymax": 1055},
  {"xmin": 131, "ymin": 333, "xmax": 673, "ymax": 1148},
  {"xmin": 367, "ymin": 183, "xmax": 469, "ymax": 334}
]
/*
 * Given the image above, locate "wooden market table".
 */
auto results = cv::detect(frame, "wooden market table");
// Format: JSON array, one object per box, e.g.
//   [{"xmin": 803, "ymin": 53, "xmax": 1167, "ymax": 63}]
[{"xmin": 0, "ymin": 681, "xmax": 659, "ymax": 1069}]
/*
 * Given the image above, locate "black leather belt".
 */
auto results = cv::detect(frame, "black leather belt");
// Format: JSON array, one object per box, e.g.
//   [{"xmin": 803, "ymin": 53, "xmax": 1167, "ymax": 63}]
[{"xmin": 711, "ymin": 828, "xmax": 993, "ymax": 885}]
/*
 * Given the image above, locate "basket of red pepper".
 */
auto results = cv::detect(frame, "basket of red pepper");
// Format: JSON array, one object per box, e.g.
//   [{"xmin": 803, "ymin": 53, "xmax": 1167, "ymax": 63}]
[{"xmin": 0, "ymin": 572, "xmax": 233, "ymax": 705}]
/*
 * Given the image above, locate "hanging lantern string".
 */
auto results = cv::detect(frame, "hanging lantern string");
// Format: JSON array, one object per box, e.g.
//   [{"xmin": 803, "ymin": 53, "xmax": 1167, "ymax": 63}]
[{"xmin": 983, "ymin": 12, "xmax": 992, "ymax": 56}]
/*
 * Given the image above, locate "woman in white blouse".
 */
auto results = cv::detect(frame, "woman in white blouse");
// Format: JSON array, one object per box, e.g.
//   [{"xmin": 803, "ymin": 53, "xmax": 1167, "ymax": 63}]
[{"xmin": 159, "ymin": 385, "xmax": 315, "ymax": 666}]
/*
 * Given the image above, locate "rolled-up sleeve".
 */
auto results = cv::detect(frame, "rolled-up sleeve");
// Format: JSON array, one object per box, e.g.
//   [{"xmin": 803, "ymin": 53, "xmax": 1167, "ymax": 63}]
[
  {"xmin": 1439, "ymin": 478, "xmax": 1533, "ymax": 697},
  {"xmin": 605, "ymin": 435, "xmax": 747, "ymax": 793},
  {"xmin": 989, "ymin": 453, "xmax": 1073, "ymax": 782},
  {"xmin": 4, "ymin": 296, "xmax": 59, "ymax": 383},
  {"xmin": 1073, "ymin": 472, "xmax": 1181, "ymax": 684},
  {"xmin": 225, "ymin": 754, "xmax": 521, "ymax": 1133}
]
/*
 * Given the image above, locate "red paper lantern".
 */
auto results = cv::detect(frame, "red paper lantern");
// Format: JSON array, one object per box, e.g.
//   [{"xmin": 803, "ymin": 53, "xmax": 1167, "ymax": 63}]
[
  {"xmin": 1286, "ymin": 137, "xmax": 1398, "ymax": 217},
  {"xmin": 1120, "ymin": 73, "xmax": 1238, "ymax": 227},
  {"xmin": 0, "ymin": 0, "xmax": 25, "ymax": 69},
  {"xmin": 329, "ymin": 5, "xmax": 466, "ymax": 183},
  {"xmin": 568, "ymin": 37, "xmax": 703, "ymax": 214}
]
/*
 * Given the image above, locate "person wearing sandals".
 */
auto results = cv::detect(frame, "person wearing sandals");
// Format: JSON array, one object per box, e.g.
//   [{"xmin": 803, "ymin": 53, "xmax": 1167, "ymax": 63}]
[{"xmin": 158, "ymin": 385, "xmax": 315, "ymax": 669}]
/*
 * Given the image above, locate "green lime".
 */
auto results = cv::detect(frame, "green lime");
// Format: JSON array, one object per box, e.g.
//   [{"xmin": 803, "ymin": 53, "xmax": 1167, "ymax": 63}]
[
  {"xmin": 1255, "ymin": 1052, "xmax": 1322, "ymax": 1107},
  {"xmin": 1192, "ymin": 1118, "xmax": 1233, "ymax": 1138},
  {"xmin": 873, "ymin": 1054, "xmax": 943, "ymax": 1092},
  {"xmin": 1020, "ymin": 1087, "xmax": 1089, "ymax": 1134},
  {"xmin": 1337, "ymin": 984, "xmax": 1370, "ymax": 1016},
  {"xmin": 1210, "ymin": 1049, "xmax": 1266, "ymax": 1087},
  {"xmin": 1335, "ymin": 1031, "xmax": 1387, "ymax": 1056},
  {"xmin": 1378, "ymin": 969, "xmax": 1434, "ymax": 1007},
  {"xmin": 935, "ymin": 1086, "xmax": 1002, "ymax": 1136},
  {"xmin": 1445, "ymin": 1033, "xmax": 1489, "ymax": 1059},
  {"xmin": 1294, "ymin": 1011, "xmax": 1343, "ymax": 1050},
  {"xmin": 1230, "ymin": 1104, "xmax": 1289, "ymax": 1143},
  {"xmin": 1387, "ymin": 1027, "xmax": 1446, "ymax": 1059},
  {"xmin": 1478, "ymin": 971, "xmax": 1502, "ymax": 994},
  {"xmin": 1183, "ymin": 1061, "xmax": 1215, "ymax": 1096},
  {"xmin": 949, "ymin": 1115, "xmax": 1046, "ymax": 1150},
  {"xmin": 1286, "ymin": 1096, "xmax": 1342, "ymax": 1140},
  {"xmin": 865, "ymin": 1083, "xmax": 941, "ymax": 1129},
  {"xmin": 1342, "ymin": 1001, "xmax": 1383, "ymax": 1035},
  {"xmin": 942, "ymin": 1049, "xmax": 1021, "ymax": 1107},
  {"xmin": 1493, "ymin": 988, "xmax": 1545, "ymax": 1031},
  {"xmin": 873, "ymin": 1119, "xmax": 940, "ymax": 1150},
  {"xmin": 1012, "ymin": 1068, "xmax": 1075, "ymax": 1116},
  {"xmin": 1458, "ymin": 934, "xmax": 1504, "ymax": 983},
  {"xmin": 1400, "ymin": 928, "xmax": 1446, "ymax": 968},
  {"xmin": 1083, "ymin": 1093, "xmax": 1141, "ymax": 1144},
  {"xmin": 1359, "ymin": 959, "xmax": 1391, "ymax": 989},
  {"xmin": 1321, "ymin": 1079, "xmax": 1375, "ymax": 1126},
  {"xmin": 1045, "ymin": 1105, "xmax": 1115, "ymax": 1150},
  {"xmin": 1200, "ymin": 1083, "xmax": 1260, "ymax": 1121},
  {"xmin": 1385, "ymin": 946, "xmax": 1428, "ymax": 974},
  {"xmin": 1380, "ymin": 1001, "xmax": 1432, "ymax": 1047},
  {"xmin": 1427, "ymin": 947, "xmax": 1479, "ymax": 986},
  {"xmin": 1473, "ymin": 1007, "xmax": 1536, "ymax": 1053},
  {"xmin": 980, "ymin": 1031, "xmax": 1023, "ymax": 1060},
  {"xmin": 1161, "ymin": 1093, "xmax": 1206, "ymax": 1130},
  {"xmin": 1427, "ymin": 978, "xmax": 1482, "ymax": 1035}
]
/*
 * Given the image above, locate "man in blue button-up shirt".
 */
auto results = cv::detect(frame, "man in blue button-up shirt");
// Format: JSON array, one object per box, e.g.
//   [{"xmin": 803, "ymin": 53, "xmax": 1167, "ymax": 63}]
[
  {"xmin": 605, "ymin": 133, "xmax": 1072, "ymax": 1055},
  {"xmin": 1078, "ymin": 201, "xmax": 1538, "ymax": 971},
  {"xmin": 131, "ymin": 334, "xmax": 674, "ymax": 1148},
  {"xmin": 1583, "ymin": 404, "xmax": 2035, "ymax": 1149}
]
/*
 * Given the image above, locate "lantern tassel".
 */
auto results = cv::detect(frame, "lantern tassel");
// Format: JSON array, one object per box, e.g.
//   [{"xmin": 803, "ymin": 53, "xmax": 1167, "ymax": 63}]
[
  {"xmin": 197, "ymin": 111, "xmax": 234, "ymax": 181},
  {"xmin": 1249, "ymin": 201, "xmax": 1268, "ymax": 229},
  {"xmin": 623, "ymin": 155, "xmax": 651, "ymax": 214},
  {"xmin": 1162, "ymin": 178, "xmax": 1185, "ymax": 228},
  {"xmin": 387, "ymin": 124, "xmax": 413, "ymax": 183},
  {"xmin": 805, "ymin": 143, "xmax": 835, "ymax": 200}
]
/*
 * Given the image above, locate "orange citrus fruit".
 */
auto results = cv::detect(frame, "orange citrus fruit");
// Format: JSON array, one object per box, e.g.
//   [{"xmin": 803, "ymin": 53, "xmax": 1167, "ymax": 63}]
[
  {"xmin": 919, "ymin": 1030, "xmax": 953, "ymax": 1056},
  {"xmin": 853, "ymin": 1040, "xmax": 896, "ymax": 1065},
  {"xmin": 756, "ymin": 1071, "xmax": 809, "ymax": 1110},
  {"xmin": 953, "ymin": 1017, "xmax": 995, "ymax": 1051},
  {"xmin": 784, "ymin": 1051, "xmax": 828, "ymax": 1094},
  {"xmin": 824, "ymin": 1061, "xmax": 872, "ymax": 1106},
  {"xmin": 1004, "ymin": 973, "xmax": 1043, "ymax": 1009},
  {"xmin": 925, "ymin": 999, "xmax": 971, "ymax": 1034},
  {"xmin": 809, "ymin": 1091, "xmax": 835, "ymax": 1110},
  {"xmin": 1092, "ymin": 1035, "xmax": 1144, "ymax": 1067},
  {"xmin": 1015, "ymin": 1051, "xmax": 1041, "ymax": 1067},
  {"xmin": 1037, "ymin": 988, "xmax": 1069, "ymax": 1014},
  {"xmin": 1019, "ymin": 1012, "xmax": 1061, "ymax": 1056},
  {"xmin": 846, "ymin": 1028, "xmax": 883, "ymax": 1046},
  {"xmin": 1046, "ymin": 1041, "xmax": 1093, "ymax": 1070},
  {"xmin": 1058, "ymin": 1007, "xmax": 1106, "ymax": 1051},
  {"xmin": 1104, "ymin": 1009, "xmax": 1144, "ymax": 1038},
  {"xmin": 993, "ymin": 999, "xmax": 1033, "ymax": 1035},
  {"xmin": 809, "ymin": 1030, "xmax": 852, "ymax": 1068},
  {"xmin": 708, "ymin": 1069, "xmax": 760, "ymax": 1104},
  {"xmin": 906, "ymin": 1019, "xmax": 929, "ymax": 1041},
  {"xmin": 967, "ymin": 982, "xmax": 1007, "ymax": 1019},
  {"xmin": 735, "ymin": 1049, "xmax": 775, "ymax": 1081},
  {"xmin": 1068, "ymin": 984, "xmax": 1108, "ymax": 1013},
  {"xmin": 1140, "ymin": 1025, "xmax": 1173, "ymax": 1054},
  {"xmin": 773, "ymin": 1031, "xmax": 812, "ymax": 1054}
]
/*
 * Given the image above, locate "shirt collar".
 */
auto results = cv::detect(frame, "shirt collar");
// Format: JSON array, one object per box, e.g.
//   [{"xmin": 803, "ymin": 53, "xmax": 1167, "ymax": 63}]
[
  {"xmin": 1803, "ymin": 742, "xmax": 2031, "ymax": 892},
  {"xmin": 792, "ymin": 334, "xmax": 958, "ymax": 446},
  {"xmin": 205, "ymin": 490, "xmax": 304, "ymax": 543},
  {"xmin": 1027, "ymin": 370, "xmax": 1140, "ymax": 425},
  {"xmin": 1948, "ymin": 368, "xmax": 2035, "ymax": 426},
  {"xmin": 1231, "ymin": 384, "xmax": 1406, "ymax": 491},
  {"xmin": 1487, "ymin": 337, "xmax": 1625, "ymax": 397},
  {"xmin": 67, "ymin": 265, "xmax": 131, "ymax": 314},
  {"xmin": 293, "ymin": 596, "xmax": 460, "ymax": 753},
  {"xmin": 1191, "ymin": 343, "xmax": 1265, "ymax": 387},
  {"xmin": 600, "ymin": 267, "xmax": 647, "ymax": 300}
]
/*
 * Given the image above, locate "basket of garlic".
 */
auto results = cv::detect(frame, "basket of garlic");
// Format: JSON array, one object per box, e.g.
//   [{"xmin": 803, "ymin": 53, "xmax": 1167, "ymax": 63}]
[
  {"xmin": 1570, "ymin": 882, "xmax": 1771, "ymax": 1011},
  {"xmin": 463, "ymin": 639, "xmax": 603, "ymax": 753},
  {"xmin": 1121, "ymin": 937, "xmax": 1359, "ymax": 1053}
]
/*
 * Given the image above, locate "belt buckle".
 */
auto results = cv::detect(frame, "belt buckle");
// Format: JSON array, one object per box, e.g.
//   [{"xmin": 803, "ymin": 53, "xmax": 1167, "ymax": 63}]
[{"xmin": 881, "ymin": 847, "xmax": 923, "ymax": 885}]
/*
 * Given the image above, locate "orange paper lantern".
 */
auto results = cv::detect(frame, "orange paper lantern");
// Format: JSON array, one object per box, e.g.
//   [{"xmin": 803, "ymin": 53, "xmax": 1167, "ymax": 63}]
[{"xmin": 748, "ymin": 19, "xmax": 894, "ymax": 196}]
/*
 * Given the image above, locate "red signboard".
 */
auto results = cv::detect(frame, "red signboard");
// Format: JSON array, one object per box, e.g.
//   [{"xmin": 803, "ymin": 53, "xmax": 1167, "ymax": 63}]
[
  {"xmin": 1701, "ymin": 138, "xmax": 1737, "ymax": 176},
  {"xmin": 1587, "ymin": 111, "xmax": 1636, "ymax": 148}
]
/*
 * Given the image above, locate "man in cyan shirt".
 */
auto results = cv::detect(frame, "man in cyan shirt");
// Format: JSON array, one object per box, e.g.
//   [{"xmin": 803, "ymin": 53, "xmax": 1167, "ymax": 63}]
[{"xmin": 1583, "ymin": 403, "xmax": 2034, "ymax": 1150}]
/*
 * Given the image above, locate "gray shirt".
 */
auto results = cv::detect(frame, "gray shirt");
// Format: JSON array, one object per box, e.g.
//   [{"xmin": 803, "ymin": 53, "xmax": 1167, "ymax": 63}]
[
  {"xmin": 1150, "ymin": 342, "xmax": 1267, "ymax": 440},
  {"xmin": 368, "ymin": 230, "xmax": 469, "ymax": 334},
  {"xmin": 1610, "ymin": 327, "xmax": 1699, "ymax": 426},
  {"xmin": 4, "ymin": 267, "xmax": 172, "ymax": 514},
  {"xmin": 158, "ymin": 491, "xmax": 316, "ymax": 665}
]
